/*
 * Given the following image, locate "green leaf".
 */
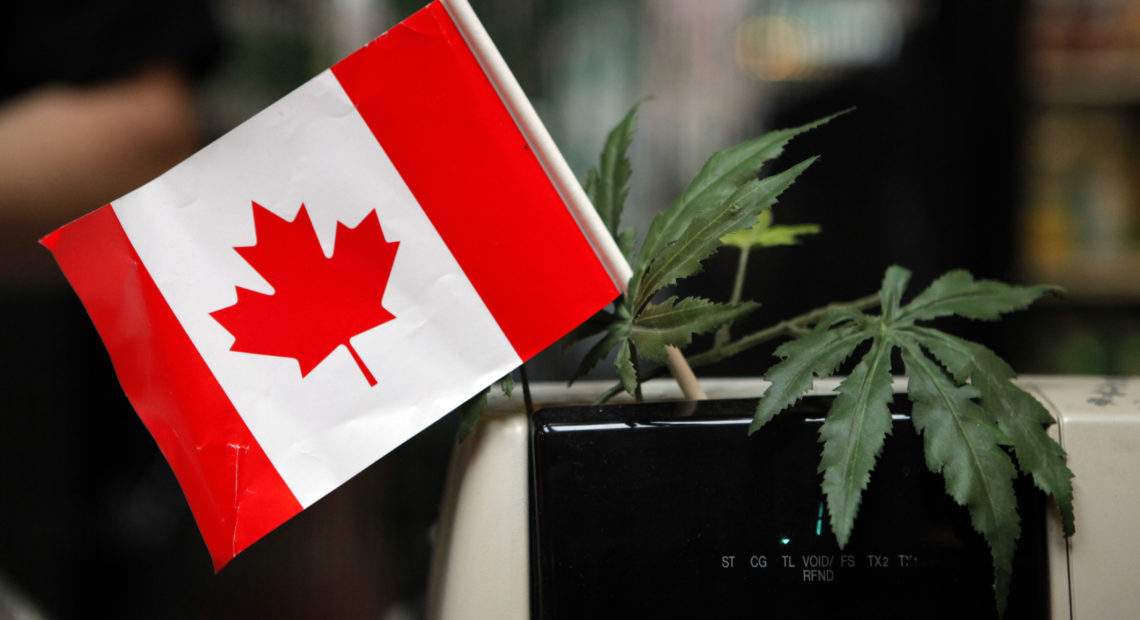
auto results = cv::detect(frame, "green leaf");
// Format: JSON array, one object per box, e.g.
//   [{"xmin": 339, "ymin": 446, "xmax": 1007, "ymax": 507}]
[
  {"xmin": 561, "ymin": 309, "xmax": 618, "ymax": 349},
  {"xmin": 616, "ymin": 227, "xmax": 637, "ymax": 262},
  {"xmin": 751, "ymin": 314, "xmax": 871, "ymax": 433},
  {"xmin": 908, "ymin": 326, "xmax": 1075, "ymax": 536},
  {"xmin": 818, "ymin": 335, "xmax": 895, "ymax": 548},
  {"xmin": 979, "ymin": 380, "xmax": 1075, "ymax": 538},
  {"xmin": 455, "ymin": 386, "xmax": 491, "ymax": 443},
  {"xmin": 720, "ymin": 211, "xmax": 820, "ymax": 249},
  {"xmin": 568, "ymin": 317, "xmax": 630, "ymax": 386},
  {"xmin": 456, "ymin": 370, "xmax": 517, "ymax": 442},
  {"xmin": 584, "ymin": 102, "xmax": 641, "ymax": 261},
  {"xmin": 583, "ymin": 167, "xmax": 599, "ymax": 207},
  {"xmin": 631, "ymin": 157, "xmax": 817, "ymax": 309},
  {"xmin": 497, "ymin": 373, "xmax": 515, "ymax": 398},
  {"xmin": 749, "ymin": 265, "xmax": 1060, "ymax": 617},
  {"xmin": 631, "ymin": 297, "xmax": 758, "ymax": 362},
  {"xmin": 635, "ymin": 111, "xmax": 845, "ymax": 276},
  {"xmin": 594, "ymin": 103, "xmax": 639, "ymax": 234},
  {"xmin": 757, "ymin": 223, "xmax": 820, "ymax": 247},
  {"xmin": 615, "ymin": 340, "xmax": 638, "ymax": 396},
  {"xmin": 899, "ymin": 338, "xmax": 1020, "ymax": 614},
  {"xmin": 879, "ymin": 265, "xmax": 911, "ymax": 321},
  {"xmin": 897, "ymin": 270, "xmax": 1059, "ymax": 324}
]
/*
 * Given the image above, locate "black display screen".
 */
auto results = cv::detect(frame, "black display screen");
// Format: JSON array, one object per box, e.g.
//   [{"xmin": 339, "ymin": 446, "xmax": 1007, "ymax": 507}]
[{"xmin": 530, "ymin": 396, "xmax": 1048, "ymax": 619}]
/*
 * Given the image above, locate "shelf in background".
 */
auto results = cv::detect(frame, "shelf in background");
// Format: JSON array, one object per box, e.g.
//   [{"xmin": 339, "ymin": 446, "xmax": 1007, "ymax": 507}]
[
  {"xmin": 1022, "ymin": 251, "xmax": 1140, "ymax": 301},
  {"xmin": 1032, "ymin": 50, "xmax": 1140, "ymax": 106}
]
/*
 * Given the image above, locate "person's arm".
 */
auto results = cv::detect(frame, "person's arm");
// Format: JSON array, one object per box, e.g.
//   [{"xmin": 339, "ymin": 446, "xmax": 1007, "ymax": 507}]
[
  {"xmin": 0, "ymin": 64, "xmax": 201, "ymax": 283},
  {"xmin": 0, "ymin": 64, "xmax": 200, "ymax": 228}
]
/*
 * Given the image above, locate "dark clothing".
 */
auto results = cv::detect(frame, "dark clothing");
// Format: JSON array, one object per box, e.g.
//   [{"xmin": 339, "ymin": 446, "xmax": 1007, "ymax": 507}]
[{"xmin": 1, "ymin": 0, "xmax": 221, "ymax": 101}]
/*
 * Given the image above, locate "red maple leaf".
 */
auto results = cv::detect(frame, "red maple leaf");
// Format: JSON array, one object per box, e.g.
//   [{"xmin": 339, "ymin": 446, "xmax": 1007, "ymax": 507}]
[{"xmin": 211, "ymin": 201, "xmax": 399, "ymax": 386}]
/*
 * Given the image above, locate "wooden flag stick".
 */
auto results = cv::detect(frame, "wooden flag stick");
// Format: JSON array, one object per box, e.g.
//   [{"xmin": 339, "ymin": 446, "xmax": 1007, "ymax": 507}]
[
  {"xmin": 442, "ymin": 0, "xmax": 706, "ymax": 401},
  {"xmin": 665, "ymin": 346, "xmax": 707, "ymax": 400}
]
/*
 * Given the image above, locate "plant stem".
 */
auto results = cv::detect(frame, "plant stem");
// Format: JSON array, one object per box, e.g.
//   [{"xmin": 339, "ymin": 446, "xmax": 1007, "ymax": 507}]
[
  {"xmin": 596, "ymin": 292, "xmax": 881, "ymax": 403},
  {"xmin": 729, "ymin": 247, "xmax": 751, "ymax": 306},
  {"xmin": 690, "ymin": 293, "xmax": 880, "ymax": 367},
  {"xmin": 520, "ymin": 363, "xmax": 534, "ymax": 415},
  {"xmin": 715, "ymin": 246, "xmax": 751, "ymax": 347}
]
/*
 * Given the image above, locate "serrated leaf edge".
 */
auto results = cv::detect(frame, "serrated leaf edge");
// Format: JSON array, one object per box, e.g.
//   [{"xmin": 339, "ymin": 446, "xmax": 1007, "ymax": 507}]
[{"xmin": 818, "ymin": 335, "xmax": 895, "ymax": 548}]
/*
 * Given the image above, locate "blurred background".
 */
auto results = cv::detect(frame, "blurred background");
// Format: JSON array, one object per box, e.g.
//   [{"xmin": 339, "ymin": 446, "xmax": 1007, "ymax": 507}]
[{"xmin": 1, "ymin": 0, "xmax": 1138, "ymax": 617}]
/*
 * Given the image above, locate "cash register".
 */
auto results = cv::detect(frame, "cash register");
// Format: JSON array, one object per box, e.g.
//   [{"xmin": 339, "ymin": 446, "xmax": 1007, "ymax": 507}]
[{"xmin": 426, "ymin": 376, "xmax": 1139, "ymax": 619}]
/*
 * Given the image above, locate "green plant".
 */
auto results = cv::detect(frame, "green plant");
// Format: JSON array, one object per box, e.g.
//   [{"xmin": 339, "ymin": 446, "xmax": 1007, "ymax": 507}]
[
  {"xmin": 752, "ymin": 266, "xmax": 1071, "ymax": 615},
  {"xmin": 462, "ymin": 104, "xmax": 1074, "ymax": 616}
]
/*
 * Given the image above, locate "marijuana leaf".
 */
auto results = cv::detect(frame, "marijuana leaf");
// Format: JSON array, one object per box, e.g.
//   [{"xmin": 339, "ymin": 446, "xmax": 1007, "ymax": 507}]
[
  {"xmin": 629, "ymin": 154, "xmax": 818, "ymax": 312},
  {"xmin": 898, "ymin": 337, "xmax": 1020, "ymax": 614},
  {"xmin": 716, "ymin": 211, "xmax": 821, "ymax": 347},
  {"xmin": 879, "ymin": 264, "xmax": 911, "ymax": 322},
  {"xmin": 497, "ymin": 373, "xmax": 515, "ymax": 399},
  {"xmin": 750, "ymin": 316, "xmax": 868, "ymax": 433},
  {"xmin": 562, "ymin": 103, "xmax": 643, "ymax": 390},
  {"xmin": 456, "ymin": 370, "xmax": 520, "ymax": 443},
  {"xmin": 720, "ymin": 211, "xmax": 820, "ymax": 249},
  {"xmin": 631, "ymin": 297, "xmax": 758, "ymax": 363},
  {"xmin": 896, "ymin": 269, "xmax": 1057, "ymax": 324},
  {"xmin": 817, "ymin": 335, "xmax": 894, "ymax": 547},
  {"xmin": 568, "ymin": 106, "xmax": 835, "ymax": 395},
  {"xmin": 455, "ymin": 387, "xmax": 489, "ymax": 443},
  {"xmin": 562, "ymin": 308, "xmax": 620, "ymax": 350},
  {"xmin": 635, "ymin": 158, "xmax": 816, "ymax": 311},
  {"xmin": 752, "ymin": 264, "xmax": 1066, "ymax": 614},
  {"xmin": 568, "ymin": 304, "xmax": 631, "ymax": 386},
  {"xmin": 584, "ymin": 102, "xmax": 641, "ymax": 260},
  {"xmin": 632, "ymin": 112, "xmax": 844, "ymax": 283},
  {"xmin": 907, "ymin": 326, "xmax": 1075, "ymax": 536},
  {"xmin": 614, "ymin": 339, "xmax": 638, "ymax": 396}
]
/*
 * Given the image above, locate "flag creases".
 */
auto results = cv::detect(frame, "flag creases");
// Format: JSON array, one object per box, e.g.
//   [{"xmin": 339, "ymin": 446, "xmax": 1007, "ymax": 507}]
[{"xmin": 42, "ymin": 0, "xmax": 619, "ymax": 569}]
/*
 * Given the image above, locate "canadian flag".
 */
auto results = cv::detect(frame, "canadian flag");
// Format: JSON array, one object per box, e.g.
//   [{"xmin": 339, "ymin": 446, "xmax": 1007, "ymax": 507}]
[{"xmin": 42, "ymin": 0, "xmax": 622, "ymax": 569}]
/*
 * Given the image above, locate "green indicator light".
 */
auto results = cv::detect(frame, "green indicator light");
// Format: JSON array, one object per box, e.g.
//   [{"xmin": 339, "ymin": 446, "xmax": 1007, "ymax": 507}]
[
  {"xmin": 780, "ymin": 537, "xmax": 791, "ymax": 545},
  {"xmin": 815, "ymin": 501, "xmax": 824, "ymax": 536}
]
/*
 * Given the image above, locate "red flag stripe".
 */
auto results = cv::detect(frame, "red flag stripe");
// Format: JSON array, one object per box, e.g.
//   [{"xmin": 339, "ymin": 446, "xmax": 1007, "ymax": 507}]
[
  {"xmin": 41, "ymin": 206, "xmax": 302, "ymax": 570},
  {"xmin": 331, "ymin": 2, "xmax": 619, "ymax": 362}
]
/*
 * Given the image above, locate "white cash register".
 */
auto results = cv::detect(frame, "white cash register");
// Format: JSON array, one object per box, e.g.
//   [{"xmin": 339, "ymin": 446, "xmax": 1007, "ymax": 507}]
[{"xmin": 426, "ymin": 376, "xmax": 1139, "ymax": 619}]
